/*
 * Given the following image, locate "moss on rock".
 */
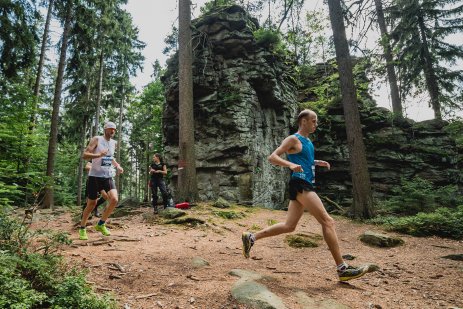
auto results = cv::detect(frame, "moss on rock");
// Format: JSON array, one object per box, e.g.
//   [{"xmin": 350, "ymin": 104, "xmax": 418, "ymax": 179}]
[{"xmin": 285, "ymin": 233, "xmax": 322, "ymax": 248}]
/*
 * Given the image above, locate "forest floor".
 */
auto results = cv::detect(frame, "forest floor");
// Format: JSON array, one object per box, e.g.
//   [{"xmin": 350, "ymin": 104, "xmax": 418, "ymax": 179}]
[{"xmin": 29, "ymin": 203, "xmax": 463, "ymax": 309}]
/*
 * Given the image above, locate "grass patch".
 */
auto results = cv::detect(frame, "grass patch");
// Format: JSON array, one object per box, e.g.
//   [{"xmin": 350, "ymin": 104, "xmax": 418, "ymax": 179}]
[
  {"xmin": 267, "ymin": 219, "xmax": 278, "ymax": 226},
  {"xmin": 166, "ymin": 216, "xmax": 206, "ymax": 226},
  {"xmin": 213, "ymin": 210, "xmax": 245, "ymax": 220},
  {"xmin": 212, "ymin": 197, "xmax": 231, "ymax": 209}
]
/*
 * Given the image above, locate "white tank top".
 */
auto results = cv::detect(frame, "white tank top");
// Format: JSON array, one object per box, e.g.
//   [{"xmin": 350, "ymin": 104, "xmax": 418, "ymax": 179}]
[{"xmin": 89, "ymin": 136, "xmax": 117, "ymax": 178}]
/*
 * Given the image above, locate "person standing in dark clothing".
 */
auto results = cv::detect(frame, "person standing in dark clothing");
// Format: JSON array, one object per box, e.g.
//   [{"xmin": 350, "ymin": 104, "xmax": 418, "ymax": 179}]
[{"xmin": 149, "ymin": 153, "xmax": 172, "ymax": 213}]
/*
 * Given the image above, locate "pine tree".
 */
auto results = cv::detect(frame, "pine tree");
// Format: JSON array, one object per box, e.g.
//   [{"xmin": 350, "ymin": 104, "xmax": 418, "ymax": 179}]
[
  {"xmin": 178, "ymin": 0, "xmax": 198, "ymax": 202},
  {"xmin": 327, "ymin": 0, "xmax": 374, "ymax": 218},
  {"xmin": 43, "ymin": 0, "xmax": 73, "ymax": 209},
  {"xmin": 388, "ymin": 0, "xmax": 463, "ymax": 119},
  {"xmin": 374, "ymin": 0, "xmax": 403, "ymax": 118}
]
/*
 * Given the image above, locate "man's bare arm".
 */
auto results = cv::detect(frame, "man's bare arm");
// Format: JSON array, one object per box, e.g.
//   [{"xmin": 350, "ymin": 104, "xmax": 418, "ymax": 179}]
[
  {"xmin": 82, "ymin": 137, "xmax": 107, "ymax": 160},
  {"xmin": 267, "ymin": 136, "xmax": 303, "ymax": 172},
  {"xmin": 112, "ymin": 159, "xmax": 124, "ymax": 174}
]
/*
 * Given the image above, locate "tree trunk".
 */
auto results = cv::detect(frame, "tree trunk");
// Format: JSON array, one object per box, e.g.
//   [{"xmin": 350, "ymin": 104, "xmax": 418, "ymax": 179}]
[
  {"xmin": 76, "ymin": 118, "xmax": 88, "ymax": 207},
  {"xmin": 43, "ymin": 2, "xmax": 73, "ymax": 209},
  {"xmin": 24, "ymin": 0, "xmax": 54, "ymax": 206},
  {"xmin": 135, "ymin": 155, "xmax": 139, "ymax": 200},
  {"xmin": 417, "ymin": 14, "xmax": 442, "ymax": 120},
  {"xmin": 177, "ymin": 0, "xmax": 198, "ymax": 202},
  {"xmin": 145, "ymin": 140, "xmax": 149, "ymax": 203},
  {"xmin": 116, "ymin": 84, "xmax": 124, "ymax": 199},
  {"xmin": 32, "ymin": 0, "xmax": 54, "ymax": 120},
  {"xmin": 277, "ymin": 0, "xmax": 295, "ymax": 31},
  {"xmin": 374, "ymin": 0, "xmax": 402, "ymax": 119},
  {"xmin": 94, "ymin": 50, "xmax": 104, "ymax": 134},
  {"xmin": 327, "ymin": 0, "xmax": 374, "ymax": 218}
]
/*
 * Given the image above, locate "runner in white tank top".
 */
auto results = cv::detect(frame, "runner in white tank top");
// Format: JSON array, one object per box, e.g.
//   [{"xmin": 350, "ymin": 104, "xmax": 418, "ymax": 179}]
[{"xmin": 79, "ymin": 121, "xmax": 124, "ymax": 240}]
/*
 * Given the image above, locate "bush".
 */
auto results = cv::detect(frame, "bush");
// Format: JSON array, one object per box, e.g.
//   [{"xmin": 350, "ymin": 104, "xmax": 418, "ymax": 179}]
[
  {"xmin": 253, "ymin": 28, "xmax": 285, "ymax": 54},
  {"xmin": 0, "ymin": 211, "xmax": 117, "ymax": 308},
  {"xmin": 378, "ymin": 177, "xmax": 463, "ymax": 216},
  {"xmin": 0, "ymin": 255, "xmax": 47, "ymax": 308},
  {"xmin": 377, "ymin": 206, "xmax": 463, "ymax": 239},
  {"xmin": 50, "ymin": 272, "xmax": 117, "ymax": 309}
]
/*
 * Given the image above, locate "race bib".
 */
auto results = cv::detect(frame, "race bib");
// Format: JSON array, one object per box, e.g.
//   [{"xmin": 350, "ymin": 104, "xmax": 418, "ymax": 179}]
[
  {"xmin": 101, "ymin": 156, "xmax": 112, "ymax": 168},
  {"xmin": 293, "ymin": 172, "xmax": 305, "ymax": 179}
]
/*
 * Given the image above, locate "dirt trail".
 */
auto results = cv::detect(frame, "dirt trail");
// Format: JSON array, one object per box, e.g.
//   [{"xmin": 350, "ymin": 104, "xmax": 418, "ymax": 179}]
[{"xmin": 32, "ymin": 205, "xmax": 463, "ymax": 309}]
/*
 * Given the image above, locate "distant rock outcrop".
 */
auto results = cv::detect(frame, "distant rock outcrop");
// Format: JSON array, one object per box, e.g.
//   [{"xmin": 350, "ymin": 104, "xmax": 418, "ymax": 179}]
[
  {"xmin": 313, "ymin": 100, "xmax": 462, "ymax": 208},
  {"xmin": 162, "ymin": 5, "xmax": 298, "ymax": 208}
]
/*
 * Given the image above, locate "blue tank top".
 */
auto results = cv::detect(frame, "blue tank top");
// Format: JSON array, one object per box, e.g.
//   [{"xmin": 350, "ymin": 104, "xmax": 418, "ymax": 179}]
[{"xmin": 287, "ymin": 133, "xmax": 315, "ymax": 184}]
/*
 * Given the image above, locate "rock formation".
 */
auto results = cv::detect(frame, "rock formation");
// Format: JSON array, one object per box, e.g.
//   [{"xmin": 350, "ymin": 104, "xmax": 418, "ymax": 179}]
[
  {"xmin": 313, "ymin": 101, "xmax": 462, "ymax": 207},
  {"xmin": 162, "ymin": 5, "xmax": 298, "ymax": 208}
]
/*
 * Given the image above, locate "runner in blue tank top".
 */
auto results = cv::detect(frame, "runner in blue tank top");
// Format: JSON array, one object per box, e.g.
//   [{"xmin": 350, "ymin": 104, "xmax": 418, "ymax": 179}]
[{"xmin": 242, "ymin": 109, "xmax": 371, "ymax": 282}]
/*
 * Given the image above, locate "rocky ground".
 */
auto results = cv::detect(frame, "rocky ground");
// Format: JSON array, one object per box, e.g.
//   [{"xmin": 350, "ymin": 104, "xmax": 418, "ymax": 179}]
[{"xmin": 29, "ymin": 203, "xmax": 463, "ymax": 309}]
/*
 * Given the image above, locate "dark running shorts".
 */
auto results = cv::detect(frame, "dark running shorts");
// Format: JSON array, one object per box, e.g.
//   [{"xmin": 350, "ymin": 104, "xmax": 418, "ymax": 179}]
[
  {"xmin": 87, "ymin": 176, "xmax": 115, "ymax": 200},
  {"xmin": 289, "ymin": 177, "xmax": 315, "ymax": 200}
]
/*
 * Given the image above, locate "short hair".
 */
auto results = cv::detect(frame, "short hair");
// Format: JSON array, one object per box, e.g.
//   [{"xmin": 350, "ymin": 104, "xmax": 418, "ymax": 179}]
[{"xmin": 297, "ymin": 109, "xmax": 316, "ymax": 125}]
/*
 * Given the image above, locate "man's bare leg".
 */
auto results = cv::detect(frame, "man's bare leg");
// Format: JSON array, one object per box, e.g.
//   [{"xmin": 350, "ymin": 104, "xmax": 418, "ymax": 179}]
[
  {"xmin": 81, "ymin": 199, "xmax": 97, "ymax": 227},
  {"xmin": 297, "ymin": 191, "xmax": 343, "ymax": 266},
  {"xmin": 100, "ymin": 189, "xmax": 118, "ymax": 221},
  {"xmin": 242, "ymin": 200, "xmax": 304, "ymax": 258},
  {"xmin": 254, "ymin": 200, "xmax": 305, "ymax": 241}
]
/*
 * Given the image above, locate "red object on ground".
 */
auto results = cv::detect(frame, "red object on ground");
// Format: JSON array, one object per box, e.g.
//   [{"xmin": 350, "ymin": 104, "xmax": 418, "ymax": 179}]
[{"xmin": 175, "ymin": 202, "xmax": 190, "ymax": 209}]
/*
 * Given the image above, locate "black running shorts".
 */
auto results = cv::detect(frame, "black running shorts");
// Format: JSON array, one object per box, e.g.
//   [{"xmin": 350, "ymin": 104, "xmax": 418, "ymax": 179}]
[
  {"xmin": 87, "ymin": 176, "xmax": 115, "ymax": 200},
  {"xmin": 288, "ymin": 177, "xmax": 315, "ymax": 200}
]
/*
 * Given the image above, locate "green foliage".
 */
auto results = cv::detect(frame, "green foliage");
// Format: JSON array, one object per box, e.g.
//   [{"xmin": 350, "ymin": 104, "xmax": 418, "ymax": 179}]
[
  {"xmin": 0, "ymin": 181, "xmax": 21, "ymax": 208},
  {"xmin": 0, "ymin": 211, "xmax": 117, "ymax": 308},
  {"xmin": 0, "ymin": 0, "xmax": 39, "ymax": 79},
  {"xmin": 213, "ymin": 209, "xmax": 245, "ymax": 219},
  {"xmin": 0, "ymin": 79, "xmax": 49, "ymax": 207},
  {"xmin": 387, "ymin": 0, "xmax": 463, "ymax": 113},
  {"xmin": 162, "ymin": 26, "xmax": 178, "ymax": 56},
  {"xmin": 253, "ymin": 28, "xmax": 286, "ymax": 54},
  {"xmin": 53, "ymin": 142, "xmax": 81, "ymax": 206},
  {"xmin": 0, "ymin": 254, "xmax": 47, "ymax": 308},
  {"xmin": 378, "ymin": 177, "xmax": 463, "ymax": 216},
  {"xmin": 299, "ymin": 65, "xmax": 340, "ymax": 117},
  {"xmin": 372, "ymin": 177, "xmax": 463, "ymax": 239},
  {"xmin": 199, "ymin": 0, "xmax": 237, "ymax": 15},
  {"xmin": 50, "ymin": 272, "xmax": 117, "ymax": 309},
  {"xmin": 444, "ymin": 118, "xmax": 463, "ymax": 147},
  {"xmin": 126, "ymin": 79, "xmax": 165, "ymax": 200},
  {"xmin": 218, "ymin": 85, "xmax": 242, "ymax": 105},
  {"xmin": 371, "ymin": 206, "xmax": 463, "ymax": 239},
  {"xmin": 285, "ymin": 9, "xmax": 332, "ymax": 66}
]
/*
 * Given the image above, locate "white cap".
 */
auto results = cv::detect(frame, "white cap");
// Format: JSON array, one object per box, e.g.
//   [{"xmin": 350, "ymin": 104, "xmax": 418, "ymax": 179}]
[{"xmin": 104, "ymin": 121, "xmax": 117, "ymax": 130}]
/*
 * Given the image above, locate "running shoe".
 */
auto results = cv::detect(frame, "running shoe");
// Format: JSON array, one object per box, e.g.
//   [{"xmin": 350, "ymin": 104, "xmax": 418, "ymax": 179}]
[
  {"xmin": 95, "ymin": 223, "xmax": 111, "ymax": 236},
  {"xmin": 338, "ymin": 265, "xmax": 369, "ymax": 282},
  {"xmin": 241, "ymin": 232, "xmax": 254, "ymax": 259},
  {"xmin": 79, "ymin": 228, "xmax": 88, "ymax": 240}
]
